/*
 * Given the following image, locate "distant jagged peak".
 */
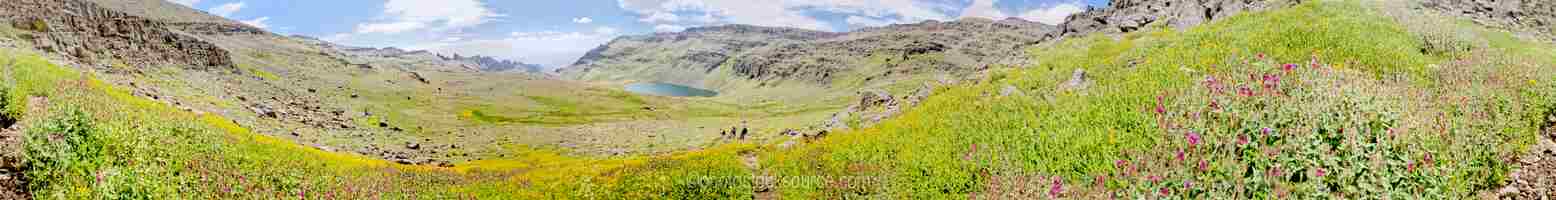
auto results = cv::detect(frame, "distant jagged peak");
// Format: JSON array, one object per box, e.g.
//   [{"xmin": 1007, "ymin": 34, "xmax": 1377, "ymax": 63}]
[
  {"xmin": 849, "ymin": 17, "xmax": 1056, "ymax": 37},
  {"xmin": 647, "ymin": 24, "xmax": 846, "ymax": 41},
  {"xmin": 435, "ymin": 53, "xmax": 545, "ymax": 73}
]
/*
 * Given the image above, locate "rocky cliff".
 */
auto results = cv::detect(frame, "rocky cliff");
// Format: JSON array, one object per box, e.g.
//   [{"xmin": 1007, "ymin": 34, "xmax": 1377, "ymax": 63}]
[
  {"xmin": 560, "ymin": 24, "xmax": 843, "ymax": 86},
  {"xmin": 560, "ymin": 19, "xmax": 1050, "ymax": 88},
  {"xmin": 0, "ymin": 0, "xmax": 246, "ymax": 70},
  {"xmin": 561, "ymin": 0, "xmax": 1308, "ymax": 89},
  {"xmin": 1421, "ymin": 0, "xmax": 1556, "ymax": 40},
  {"xmin": 1049, "ymin": 0, "xmax": 1298, "ymax": 39}
]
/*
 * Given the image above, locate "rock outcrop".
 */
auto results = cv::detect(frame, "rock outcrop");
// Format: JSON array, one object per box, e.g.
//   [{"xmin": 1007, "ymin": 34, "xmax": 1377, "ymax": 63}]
[
  {"xmin": 562, "ymin": 18, "xmax": 1052, "ymax": 87},
  {"xmin": 561, "ymin": 24, "xmax": 843, "ymax": 86},
  {"xmin": 0, "ymin": 0, "xmax": 238, "ymax": 70},
  {"xmin": 1049, "ymin": 0, "xmax": 1298, "ymax": 39},
  {"xmin": 437, "ymin": 54, "xmax": 545, "ymax": 73},
  {"xmin": 1420, "ymin": 0, "xmax": 1556, "ymax": 40}
]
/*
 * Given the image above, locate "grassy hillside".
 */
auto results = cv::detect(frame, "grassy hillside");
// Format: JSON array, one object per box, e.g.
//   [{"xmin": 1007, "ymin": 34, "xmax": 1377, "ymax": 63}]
[
  {"xmin": 1, "ymin": 0, "xmax": 1553, "ymax": 199},
  {"xmin": 761, "ymin": 1, "xmax": 1556, "ymax": 198}
]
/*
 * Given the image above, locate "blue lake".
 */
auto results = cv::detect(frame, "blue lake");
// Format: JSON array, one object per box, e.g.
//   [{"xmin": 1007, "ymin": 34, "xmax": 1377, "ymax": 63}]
[{"xmin": 624, "ymin": 82, "xmax": 719, "ymax": 97}]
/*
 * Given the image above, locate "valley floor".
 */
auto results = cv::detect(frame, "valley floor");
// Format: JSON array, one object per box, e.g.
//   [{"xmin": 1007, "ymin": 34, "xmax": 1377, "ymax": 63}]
[{"xmin": 0, "ymin": 0, "xmax": 1554, "ymax": 199}]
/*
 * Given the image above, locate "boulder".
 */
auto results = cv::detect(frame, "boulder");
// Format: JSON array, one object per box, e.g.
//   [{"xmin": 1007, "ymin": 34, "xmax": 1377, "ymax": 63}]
[
  {"xmin": 1000, "ymin": 84, "xmax": 1023, "ymax": 97},
  {"xmin": 1063, "ymin": 68, "xmax": 1090, "ymax": 91},
  {"xmin": 858, "ymin": 89, "xmax": 895, "ymax": 109},
  {"xmin": 249, "ymin": 104, "xmax": 278, "ymax": 118}
]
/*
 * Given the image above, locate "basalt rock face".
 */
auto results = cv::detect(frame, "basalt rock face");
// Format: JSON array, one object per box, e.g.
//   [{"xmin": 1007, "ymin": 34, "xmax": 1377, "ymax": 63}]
[
  {"xmin": 731, "ymin": 18, "xmax": 1052, "ymax": 84},
  {"xmin": 1421, "ymin": 0, "xmax": 1556, "ymax": 39},
  {"xmin": 0, "ymin": 0, "xmax": 242, "ymax": 70},
  {"xmin": 562, "ymin": 19, "xmax": 1051, "ymax": 87},
  {"xmin": 1050, "ymin": 0, "xmax": 1297, "ymax": 38},
  {"xmin": 560, "ymin": 24, "xmax": 843, "ymax": 86}
]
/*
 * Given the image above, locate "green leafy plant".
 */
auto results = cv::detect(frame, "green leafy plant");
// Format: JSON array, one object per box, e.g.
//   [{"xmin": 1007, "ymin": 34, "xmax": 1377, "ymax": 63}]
[{"xmin": 23, "ymin": 107, "xmax": 106, "ymax": 193}]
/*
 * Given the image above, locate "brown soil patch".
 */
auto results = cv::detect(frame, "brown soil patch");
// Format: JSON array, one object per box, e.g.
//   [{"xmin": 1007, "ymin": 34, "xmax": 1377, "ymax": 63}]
[
  {"xmin": 0, "ymin": 124, "xmax": 28, "ymax": 199},
  {"xmin": 1498, "ymin": 119, "xmax": 1556, "ymax": 199}
]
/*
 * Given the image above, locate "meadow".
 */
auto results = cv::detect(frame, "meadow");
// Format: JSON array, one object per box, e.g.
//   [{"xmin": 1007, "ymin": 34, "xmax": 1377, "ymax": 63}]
[{"xmin": 0, "ymin": 0, "xmax": 1553, "ymax": 199}]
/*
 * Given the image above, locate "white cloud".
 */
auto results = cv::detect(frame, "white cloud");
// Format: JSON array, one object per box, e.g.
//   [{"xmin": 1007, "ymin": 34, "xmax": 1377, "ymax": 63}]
[
  {"xmin": 654, "ymin": 24, "xmax": 686, "ymax": 32},
  {"xmin": 573, "ymin": 17, "xmax": 594, "ymax": 24},
  {"xmin": 417, "ymin": 28, "xmax": 622, "ymax": 69},
  {"xmin": 355, "ymin": 21, "xmax": 426, "ymax": 34},
  {"xmin": 692, "ymin": 13, "xmax": 721, "ymax": 24},
  {"xmin": 844, "ymin": 16, "xmax": 892, "ymax": 27},
  {"xmin": 210, "ymin": 2, "xmax": 244, "ymax": 17},
  {"xmin": 167, "ymin": 0, "xmax": 201, "ymax": 7},
  {"xmin": 1017, "ymin": 3, "xmax": 1085, "ymax": 25},
  {"xmin": 958, "ymin": 0, "xmax": 1007, "ymax": 20},
  {"xmin": 240, "ymin": 17, "xmax": 270, "ymax": 29},
  {"xmin": 595, "ymin": 26, "xmax": 619, "ymax": 35},
  {"xmin": 355, "ymin": 0, "xmax": 500, "ymax": 34},
  {"xmin": 638, "ymin": 11, "xmax": 680, "ymax": 23},
  {"xmin": 618, "ymin": 0, "xmax": 955, "ymax": 31}
]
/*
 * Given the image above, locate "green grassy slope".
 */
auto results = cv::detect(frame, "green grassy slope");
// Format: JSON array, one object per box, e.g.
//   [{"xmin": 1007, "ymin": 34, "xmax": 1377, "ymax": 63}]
[
  {"xmin": 2, "ymin": 1, "xmax": 1554, "ymax": 199},
  {"xmin": 761, "ymin": 1, "xmax": 1556, "ymax": 198}
]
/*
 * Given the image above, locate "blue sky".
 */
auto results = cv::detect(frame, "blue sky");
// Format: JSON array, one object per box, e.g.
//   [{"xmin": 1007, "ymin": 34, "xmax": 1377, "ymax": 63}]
[{"xmin": 169, "ymin": 0, "xmax": 1108, "ymax": 69}]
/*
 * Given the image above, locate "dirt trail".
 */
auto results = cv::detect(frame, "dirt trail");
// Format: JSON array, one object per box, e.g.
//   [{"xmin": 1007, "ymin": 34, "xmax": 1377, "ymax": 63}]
[
  {"xmin": 1499, "ymin": 117, "xmax": 1556, "ymax": 199},
  {"xmin": 742, "ymin": 151, "xmax": 778, "ymax": 200}
]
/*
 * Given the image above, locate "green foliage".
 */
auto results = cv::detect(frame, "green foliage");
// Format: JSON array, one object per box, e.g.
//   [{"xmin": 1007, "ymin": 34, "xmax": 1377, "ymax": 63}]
[
  {"xmin": 760, "ymin": 1, "xmax": 1551, "ymax": 198},
  {"xmin": 28, "ymin": 20, "xmax": 49, "ymax": 32},
  {"xmin": 22, "ymin": 107, "xmax": 111, "ymax": 195}
]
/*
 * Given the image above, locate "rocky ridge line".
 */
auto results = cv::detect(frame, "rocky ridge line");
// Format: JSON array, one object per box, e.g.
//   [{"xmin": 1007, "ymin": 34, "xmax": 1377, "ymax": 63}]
[
  {"xmin": 0, "ymin": 0, "xmax": 243, "ymax": 70},
  {"xmin": 1420, "ymin": 0, "xmax": 1556, "ymax": 41},
  {"xmin": 1048, "ymin": 0, "xmax": 1299, "ymax": 39}
]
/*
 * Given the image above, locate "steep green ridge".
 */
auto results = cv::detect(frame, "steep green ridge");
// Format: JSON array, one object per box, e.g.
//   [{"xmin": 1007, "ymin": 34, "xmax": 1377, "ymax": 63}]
[{"xmin": 2, "ymin": 0, "xmax": 1554, "ymax": 199}]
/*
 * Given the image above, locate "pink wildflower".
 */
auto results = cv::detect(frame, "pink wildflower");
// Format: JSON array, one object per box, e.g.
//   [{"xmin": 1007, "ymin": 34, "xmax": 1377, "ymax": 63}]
[
  {"xmin": 1198, "ymin": 160, "xmax": 1209, "ymax": 172},
  {"xmin": 1310, "ymin": 55, "xmax": 1321, "ymax": 68},
  {"xmin": 1159, "ymin": 187, "xmax": 1172, "ymax": 196},
  {"xmin": 1237, "ymin": 134, "xmax": 1249, "ymax": 146},
  {"xmin": 1049, "ymin": 177, "xmax": 1064, "ymax": 198},
  {"xmin": 1257, "ymin": 53, "xmax": 1266, "ymax": 60},
  {"xmin": 1315, "ymin": 168, "xmax": 1328, "ymax": 177},
  {"xmin": 1149, "ymin": 175, "xmax": 1162, "ymax": 183},
  {"xmin": 1184, "ymin": 180, "xmax": 1194, "ymax": 189},
  {"xmin": 1238, "ymin": 86, "xmax": 1255, "ymax": 97},
  {"xmin": 1261, "ymin": 127, "xmax": 1272, "ymax": 136},
  {"xmin": 1154, "ymin": 95, "xmax": 1167, "ymax": 115},
  {"xmin": 1203, "ymin": 76, "xmax": 1223, "ymax": 94},
  {"xmin": 1186, "ymin": 131, "xmax": 1202, "ymax": 147},
  {"xmin": 964, "ymin": 144, "xmax": 978, "ymax": 161},
  {"xmin": 1176, "ymin": 149, "xmax": 1186, "ymax": 162},
  {"xmin": 1262, "ymin": 74, "xmax": 1281, "ymax": 91},
  {"xmin": 1283, "ymin": 63, "xmax": 1297, "ymax": 73}
]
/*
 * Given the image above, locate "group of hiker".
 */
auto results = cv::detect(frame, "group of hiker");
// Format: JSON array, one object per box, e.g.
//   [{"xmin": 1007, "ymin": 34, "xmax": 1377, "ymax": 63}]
[{"xmin": 719, "ymin": 125, "xmax": 750, "ymax": 140}]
